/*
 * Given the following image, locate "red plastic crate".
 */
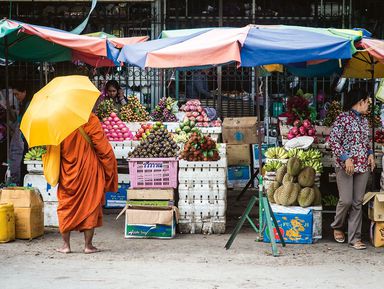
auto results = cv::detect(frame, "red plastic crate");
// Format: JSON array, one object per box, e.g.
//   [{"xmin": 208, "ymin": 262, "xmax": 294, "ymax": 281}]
[{"xmin": 128, "ymin": 158, "xmax": 178, "ymax": 189}]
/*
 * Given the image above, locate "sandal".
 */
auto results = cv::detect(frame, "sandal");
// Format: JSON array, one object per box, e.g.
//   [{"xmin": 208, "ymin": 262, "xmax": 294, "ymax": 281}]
[
  {"xmin": 333, "ymin": 230, "xmax": 345, "ymax": 243},
  {"xmin": 349, "ymin": 241, "xmax": 366, "ymax": 250}
]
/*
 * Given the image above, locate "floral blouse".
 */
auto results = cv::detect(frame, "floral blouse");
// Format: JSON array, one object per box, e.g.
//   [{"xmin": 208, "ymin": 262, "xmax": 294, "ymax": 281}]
[{"xmin": 329, "ymin": 110, "xmax": 372, "ymax": 173}]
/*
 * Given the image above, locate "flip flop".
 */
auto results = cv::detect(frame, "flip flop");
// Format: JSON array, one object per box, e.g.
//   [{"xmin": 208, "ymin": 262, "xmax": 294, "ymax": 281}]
[
  {"xmin": 334, "ymin": 230, "xmax": 345, "ymax": 243},
  {"xmin": 349, "ymin": 241, "xmax": 367, "ymax": 250}
]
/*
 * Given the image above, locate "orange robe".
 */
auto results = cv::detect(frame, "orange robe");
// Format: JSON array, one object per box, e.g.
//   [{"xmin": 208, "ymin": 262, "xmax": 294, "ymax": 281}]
[{"xmin": 57, "ymin": 113, "xmax": 118, "ymax": 233}]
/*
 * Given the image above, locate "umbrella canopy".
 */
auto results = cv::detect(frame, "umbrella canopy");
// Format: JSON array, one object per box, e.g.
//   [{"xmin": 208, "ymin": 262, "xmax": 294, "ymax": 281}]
[
  {"xmin": 20, "ymin": 75, "xmax": 99, "ymax": 147},
  {"xmin": 0, "ymin": 19, "xmax": 148, "ymax": 66},
  {"xmin": 0, "ymin": 19, "xmax": 106, "ymax": 63},
  {"xmin": 76, "ymin": 31, "xmax": 149, "ymax": 67},
  {"xmin": 343, "ymin": 38, "xmax": 384, "ymax": 78},
  {"xmin": 118, "ymin": 25, "xmax": 360, "ymax": 69}
]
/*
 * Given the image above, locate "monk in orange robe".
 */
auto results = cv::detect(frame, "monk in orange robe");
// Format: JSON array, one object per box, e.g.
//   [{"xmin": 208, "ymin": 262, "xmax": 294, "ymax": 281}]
[{"xmin": 56, "ymin": 113, "xmax": 118, "ymax": 254}]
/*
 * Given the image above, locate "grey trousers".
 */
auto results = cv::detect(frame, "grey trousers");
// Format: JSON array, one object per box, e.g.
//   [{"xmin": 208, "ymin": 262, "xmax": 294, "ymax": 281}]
[{"xmin": 331, "ymin": 168, "xmax": 370, "ymax": 244}]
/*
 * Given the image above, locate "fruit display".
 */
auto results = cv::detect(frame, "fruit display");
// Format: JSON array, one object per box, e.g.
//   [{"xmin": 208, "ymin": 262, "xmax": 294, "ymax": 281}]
[
  {"xmin": 323, "ymin": 101, "xmax": 342, "ymax": 127},
  {"xmin": 119, "ymin": 96, "xmax": 149, "ymax": 122},
  {"xmin": 128, "ymin": 124, "xmax": 178, "ymax": 158},
  {"xmin": 287, "ymin": 119, "xmax": 316, "ymax": 140},
  {"xmin": 263, "ymin": 160, "xmax": 284, "ymax": 172},
  {"xmin": 365, "ymin": 104, "xmax": 381, "ymax": 128},
  {"xmin": 285, "ymin": 91, "xmax": 310, "ymax": 125},
  {"xmin": 134, "ymin": 123, "xmax": 153, "ymax": 141},
  {"xmin": 24, "ymin": 146, "xmax": 47, "ymax": 161},
  {"xmin": 150, "ymin": 97, "xmax": 178, "ymax": 122},
  {"xmin": 375, "ymin": 130, "xmax": 384, "ymax": 144},
  {"xmin": 180, "ymin": 99, "xmax": 210, "ymax": 127},
  {"xmin": 180, "ymin": 131, "xmax": 220, "ymax": 161},
  {"xmin": 265, "ymin": 147, "xmax": 289, "ymax": 159},
  {"xmin": 267, "ymin": 157, "xmax": 321, "ymax": 208},
  {"xmin": 207, "ymin": 120, "xmax": 222, "ymax": 127},
  {"xmin": 96, "ymin": 99, "xmax": 117, "ymax": 120},
  {"xmin": 101, "ymin": 112, "xmax": 134, "ymax": 141},
  {"xmin": 173, "ymin": 119, "xmax": 200, "ymax": 143}
]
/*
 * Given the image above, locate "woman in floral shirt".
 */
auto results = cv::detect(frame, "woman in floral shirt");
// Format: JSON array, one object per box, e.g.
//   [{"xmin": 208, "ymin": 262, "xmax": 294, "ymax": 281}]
[{"xmin": 329, "ymin": 88, "xmax": 375, "ymax": 250}]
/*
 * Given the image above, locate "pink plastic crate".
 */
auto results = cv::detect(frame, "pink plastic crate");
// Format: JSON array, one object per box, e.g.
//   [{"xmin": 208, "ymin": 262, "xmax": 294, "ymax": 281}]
[{"xmin": 128, "ymin": 158, "xmax": 178, "ymax": 189}]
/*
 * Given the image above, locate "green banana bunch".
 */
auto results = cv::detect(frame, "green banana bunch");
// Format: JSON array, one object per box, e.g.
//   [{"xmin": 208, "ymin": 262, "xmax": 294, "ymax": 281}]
[
  {"xmin": 287, "ymin": 148, "xmax": 304, "ymax": 159},
  {"xmin": 263, "ymin": 160, "xmax": 283, "ymax": 172},
  {"xmin": 302, "ymin": 159, "xmax": 323, "ymax": 173},
  {"xmin": 24, "ymin": 146, "xmax": 47, "ymax": 161},
  {"xmin": 303, "ymin": 148, "xmax": 322, "ymax": 160},
  {"xmin": 265, "ymin": 147, "xmax": 288, "ymax": 159}
]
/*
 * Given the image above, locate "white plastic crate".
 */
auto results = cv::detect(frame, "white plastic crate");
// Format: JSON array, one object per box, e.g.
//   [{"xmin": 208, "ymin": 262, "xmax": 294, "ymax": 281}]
[
  {"xmin": 24, "ymin": 161, "xmax": 44, "ymax": 174},
  {"xmin": 110, "ymin": 141, "xmax": 140, "ymax": 160},
  {"xmin": 118, "ymin": 173, "xmax": 130, "ymax": 184},
  {"xmin": 178, "ymin": 182, "xmax": 227, "ymax": 201},
  {"xmin": 24, "ymin": 174, "xmax": 58, "ymax": 202},
  {"xmin": 178, "ymin": 217, "xmax": 226, "ymax": 234},
  {"xmin": 177, "ymin": 199, "xmax": 226, "ymax": 219},
  {"xmin": 44, "ymin": 201, "xmax": 59, "ymax": 227},
  {"xmin": 178, "ymin": 158, "xmax": 227, "ymax": 182},
  {"xmin": 200, "ymin": 126, "xmax": 222, "ymax": 142}
]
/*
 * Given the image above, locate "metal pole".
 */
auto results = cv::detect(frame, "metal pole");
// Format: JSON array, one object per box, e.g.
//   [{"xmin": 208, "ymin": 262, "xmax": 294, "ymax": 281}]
[
  {"xmin": 265, "ymin": 76, "xmax": 269, "ymax": 144},
  {"xmin": 349, "ymin": 0, "xmax": 352, "ymax": 28},
  {"xmin": 216, "ymin": 0, "xmax": 223, "ymax": 118},
  {"xmin": 4, "ymin": 36, "xmax": 11, "ymax": 180},
  {"xmin": 342, "ymin": 0, "xmax": 346, "ymax": 29}
]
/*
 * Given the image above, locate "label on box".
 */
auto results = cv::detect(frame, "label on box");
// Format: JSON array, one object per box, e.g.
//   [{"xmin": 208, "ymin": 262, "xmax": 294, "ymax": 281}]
[
  {"xmin": 227, "ymin": 166, "xmax": 251, "ymax": 188},
  {"xmin": 105, "ymin": 183, "xmax": 130, "ymax": 208},
  {"xmin": 264, "ymin": 205, "xmax": 313, "ymax": 244},
  {"xmin": 125, "ymin": 223, "xmax": 175, "ymax": 239}
]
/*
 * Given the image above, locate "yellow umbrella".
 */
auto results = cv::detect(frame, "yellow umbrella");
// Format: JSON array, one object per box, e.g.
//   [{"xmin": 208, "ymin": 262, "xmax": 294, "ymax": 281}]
[
  {"xmin": 342, "ymin": 50, "xmax": 384, "ymax": 78},
  {"xmin": 20, "ymin": 75, "xmax": 100, "ymax": 147}
]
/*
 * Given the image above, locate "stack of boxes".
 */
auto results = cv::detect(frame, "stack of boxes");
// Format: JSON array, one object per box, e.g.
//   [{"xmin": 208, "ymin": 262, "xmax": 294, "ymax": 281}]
[
  {"xmin": 122, "ymin": 189, "xmax": 176, "ymax": 239},
  {"xmin": 24, "ymin": 162, "xmax": 59, "ymax": 227},
  {"xmin": 177, "ymin": 145, "xmax": 227, "ymax": 234},
  {"xmin": 222, "ymin": 117, "xmax": 262, "ymax": 188},
  {"xmin": 363, "ymin": 192, "xmax": 384, "ymax": 247},
  {"xmin": 120, "ymin": 158, "xmax": 178, "ymax": 239}
]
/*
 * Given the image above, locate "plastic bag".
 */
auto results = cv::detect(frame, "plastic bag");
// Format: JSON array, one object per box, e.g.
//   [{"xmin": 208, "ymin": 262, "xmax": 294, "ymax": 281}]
[{"xmin": 42, "ymin": 145, "xmax": 61, "ymax": 187}]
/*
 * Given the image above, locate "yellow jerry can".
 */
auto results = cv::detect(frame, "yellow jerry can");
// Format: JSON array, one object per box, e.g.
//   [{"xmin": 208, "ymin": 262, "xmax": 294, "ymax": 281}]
[{"xmin": 0, "ymin": 203, "xmax": 16, "ymax": 243}]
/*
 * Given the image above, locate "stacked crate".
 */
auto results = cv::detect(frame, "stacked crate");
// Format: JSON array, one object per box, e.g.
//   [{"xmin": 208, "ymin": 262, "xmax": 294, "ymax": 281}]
[
  {"xmin": 177, "ymin": 145, "xmax": 227, "ymax": 234},
  {"xmin": 124, "ymin": 157, "xmax": 178, "ymax": 239}
]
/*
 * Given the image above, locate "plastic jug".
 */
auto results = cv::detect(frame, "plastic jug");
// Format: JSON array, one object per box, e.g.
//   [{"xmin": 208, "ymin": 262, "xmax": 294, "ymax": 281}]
[{"xmin": 0, "ymin": 203, "xmax": 15, "ymax": 243}]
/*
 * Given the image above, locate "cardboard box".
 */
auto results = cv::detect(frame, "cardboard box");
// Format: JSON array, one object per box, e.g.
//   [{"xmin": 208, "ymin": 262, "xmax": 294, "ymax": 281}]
[
  {"xmin": 128, "ymin": 189, "xmax": 174, "ymax": 200},
  {"xmin": 370, "ymin": 222, "xmax": 384, "ymax": 248},
  {"xmin": 226, "ymin": 144, "xmax": 251, "ymax": 165},
  {"xmin": 222, "ymin": 117, "xmax": 263, "ymax": 144},
  {"xmin": 252, "ymin": 144, "xmax": 275, "ymax": 168},
  {"xmin": 1, "ymin": 187, "xmax": 44, "ymax": 239},
  {"xmin": 264, "ymin": 205, "xmax": 313, "ymax": 244},
  {"xmin": 127, "ymin": 200, "xmax": 174, "ymax": 207},
  {"xmin": 14, "ymin": 207, "xmax": 44, "ymax": 239},
  {"xmin": 227, "ymin": 165, "xmax": 251, "ymax": 189},
  {"xmin": 118, "ymin": 206, "xmax": 178, "ymax": 239},
  {"xmin": 0, "ymin": 187, "xmax": 43, "ymax": 208},
  {"xmin": 105, "ymin": 183, "xmax": 130, "ymax": 209},
  {"xmin": 363, "ymin": 192, "xmax": 384, "ymax": 221}
]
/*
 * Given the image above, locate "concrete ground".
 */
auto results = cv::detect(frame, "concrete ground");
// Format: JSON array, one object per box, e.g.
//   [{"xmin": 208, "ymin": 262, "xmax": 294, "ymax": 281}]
[{"xmin": 1, "ymin": 209, "xmax": 384, "ymax": 289}]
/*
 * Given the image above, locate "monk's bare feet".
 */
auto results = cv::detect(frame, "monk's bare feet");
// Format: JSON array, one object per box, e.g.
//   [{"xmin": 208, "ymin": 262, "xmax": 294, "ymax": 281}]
[
  {"xmin": 84, "ymin": 245, "xmax": 100, "ymax": 254},
  {"xmin": 56, "ymin": 246, "xmax": 71, "ymax": 254}
]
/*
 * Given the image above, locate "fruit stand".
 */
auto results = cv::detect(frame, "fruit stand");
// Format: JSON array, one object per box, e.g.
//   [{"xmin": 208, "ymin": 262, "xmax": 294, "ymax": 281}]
[{"xmin": 20, "ymin": 85, "xmax": 383, "ymax": 244}]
